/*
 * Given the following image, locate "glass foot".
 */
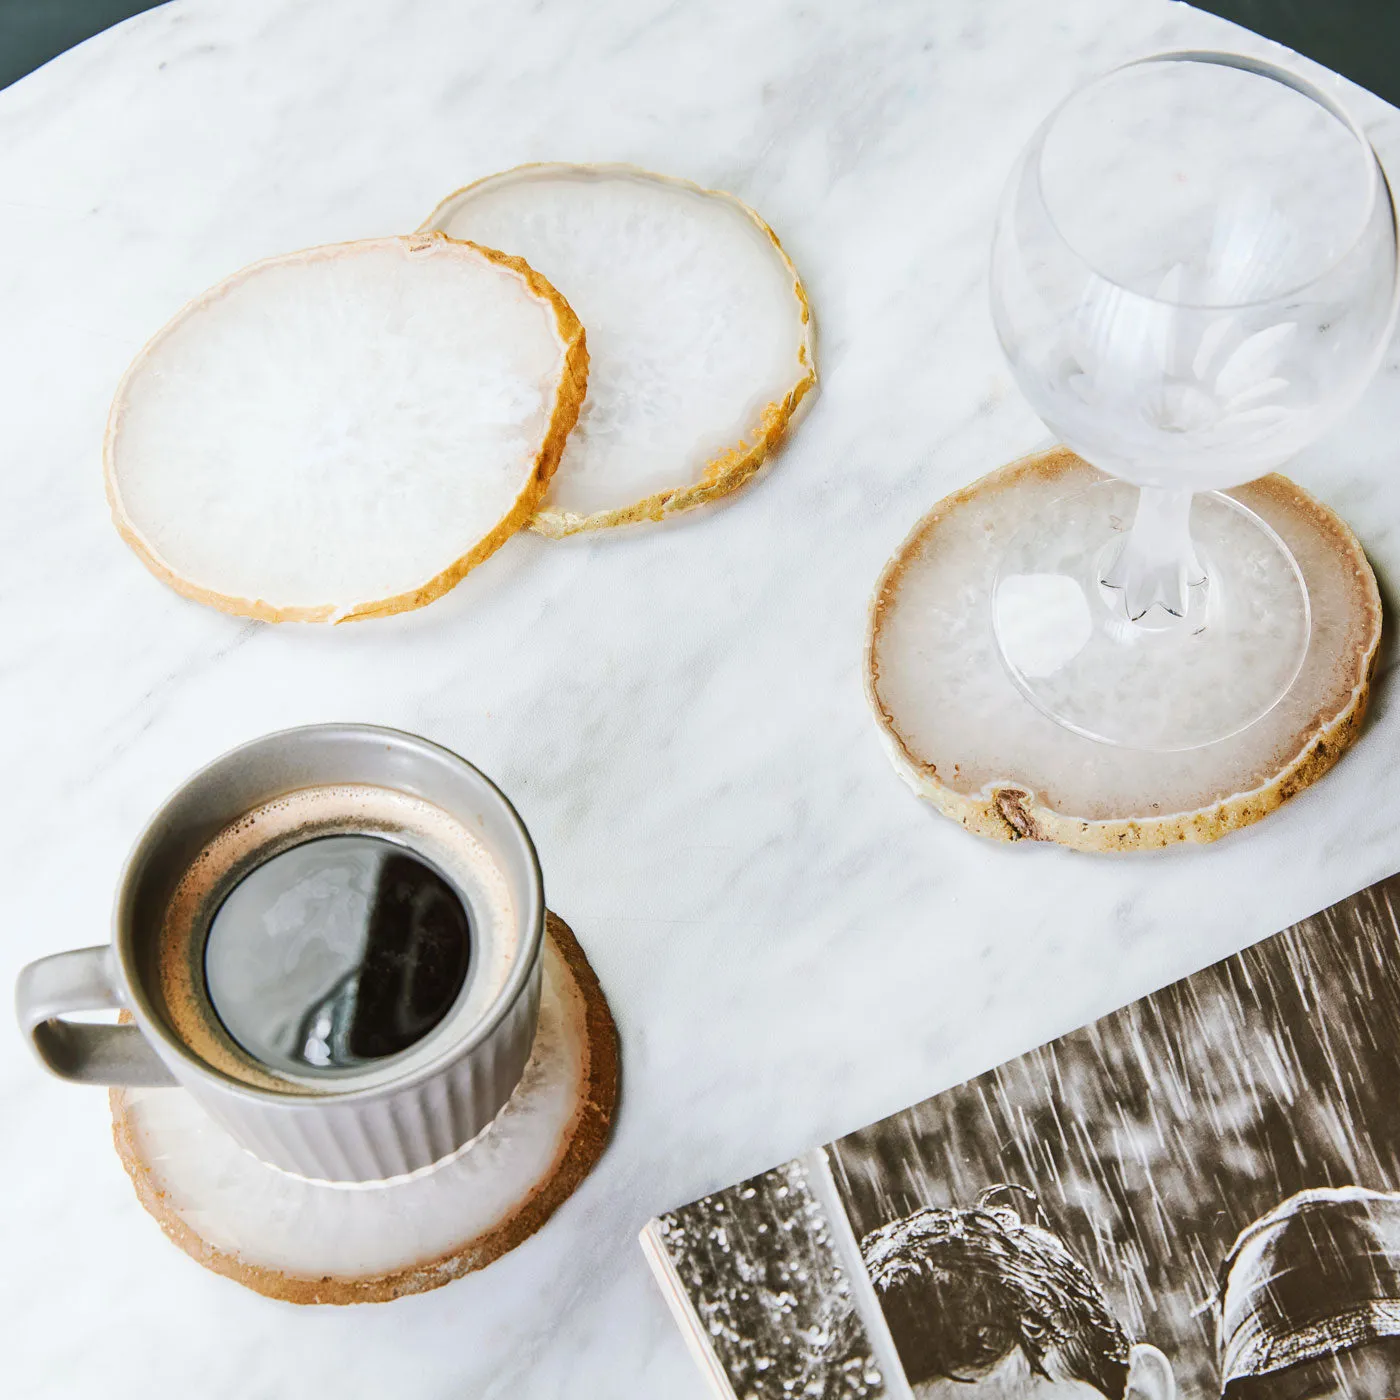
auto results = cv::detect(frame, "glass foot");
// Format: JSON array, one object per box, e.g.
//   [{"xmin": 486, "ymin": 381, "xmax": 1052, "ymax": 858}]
[{"xmin": 992, "ymin": 481, "xmax": 1310, "ymax": 751}]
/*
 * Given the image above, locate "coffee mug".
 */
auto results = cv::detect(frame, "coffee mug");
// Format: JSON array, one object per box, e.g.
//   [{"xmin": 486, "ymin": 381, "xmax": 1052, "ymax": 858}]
[{"xmin": 15, "ymin": 724, "xmax": 545, "ymax": 1183}]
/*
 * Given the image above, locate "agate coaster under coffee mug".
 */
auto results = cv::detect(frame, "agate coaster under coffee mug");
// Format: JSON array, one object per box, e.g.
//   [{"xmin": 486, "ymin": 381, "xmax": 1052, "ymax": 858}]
[
  {"xmin": 866, "ymin": 448, "xmax": 1381, "ymax": 851},
  {"xmin": 110, "ymin": 913, "xmax": 618, "ymax": 1305}
]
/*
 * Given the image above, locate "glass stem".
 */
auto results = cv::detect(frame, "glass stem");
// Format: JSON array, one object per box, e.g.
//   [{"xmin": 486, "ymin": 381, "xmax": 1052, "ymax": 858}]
[{"xmin": 1100, "ymin": 486, "xmax": 1206, "ymax": 624}]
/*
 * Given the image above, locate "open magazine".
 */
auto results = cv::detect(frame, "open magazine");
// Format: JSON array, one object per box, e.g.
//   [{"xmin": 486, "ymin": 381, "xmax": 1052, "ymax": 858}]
[{"xmin": 641, "ymin": 873, "xmax": 1400, "ymax": 1400}]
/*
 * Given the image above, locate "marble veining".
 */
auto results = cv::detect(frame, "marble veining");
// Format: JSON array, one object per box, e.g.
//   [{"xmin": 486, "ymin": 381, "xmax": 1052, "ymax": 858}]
[{"xmin": 4, "ymin": 1, "xmax": 1400, "ymax": 1396}]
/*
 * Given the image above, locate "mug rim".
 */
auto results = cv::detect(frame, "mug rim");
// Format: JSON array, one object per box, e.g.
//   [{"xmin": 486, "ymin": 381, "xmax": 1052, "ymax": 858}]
[{"xmin": 113, "ymin": 722, "xmax": 546, "ymax": 1108}]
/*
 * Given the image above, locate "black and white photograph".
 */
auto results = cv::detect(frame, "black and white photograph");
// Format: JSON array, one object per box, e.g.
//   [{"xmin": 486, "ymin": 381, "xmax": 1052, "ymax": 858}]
[
  {"xmin": 649, "ymin": 1160, "xmax": 886, "ymax": 1400},
  {"xmin": 829, "ymin": 875, "xmax": 1400, "ymax": 1400},
  {"xmin": 648, "ymin": 875, "xmax": 1400, "ymax": 1400}
]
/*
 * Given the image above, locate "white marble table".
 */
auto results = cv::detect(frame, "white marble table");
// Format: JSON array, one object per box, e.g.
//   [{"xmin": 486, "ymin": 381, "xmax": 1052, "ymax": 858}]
[{"xmin": 6, "ymin": 1, "xmax": 1400, "ymax": 1395}]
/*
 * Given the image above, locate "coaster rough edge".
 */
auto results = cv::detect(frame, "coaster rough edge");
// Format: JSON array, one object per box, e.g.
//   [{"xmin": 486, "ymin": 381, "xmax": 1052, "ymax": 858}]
[
  {"xmin": 105, "ymin": 234, "xmax": 589, "ymax": 624},
  {"xmin": 110, "ymin": 912, "xmax": 619, "ymax": 1304},
  {"xmin": 419, "ymin": 162, "xmax": 817, "ymax": 538},
  {"xmin": 865, "ymin": 447, "xmax": 1382, "ymax": 852}
]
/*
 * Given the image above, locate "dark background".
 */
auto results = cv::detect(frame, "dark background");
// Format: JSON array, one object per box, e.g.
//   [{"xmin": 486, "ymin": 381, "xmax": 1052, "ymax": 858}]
[
  {"xmin": 829, "ymin": 876, "xmax": 1400, "ymax": 1397},
  {"xmin": 1, "ymin": 2, "xmax": 1398, "ymax": 105},
  {"xmin": 0, "ymin": 0, "xmax": 164, "ymax": 91}
]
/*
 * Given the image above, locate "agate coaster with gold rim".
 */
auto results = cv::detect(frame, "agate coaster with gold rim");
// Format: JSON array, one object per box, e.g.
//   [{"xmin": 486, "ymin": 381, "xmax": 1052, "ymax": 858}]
[
  {"xmin": 110, "ymin": 913, "xmax": 617, "ymax": 1304},
  {"xmin": 865, "ymin": 448, "xmax": 1381, "ymax": 851},
  {"xmin": 104, "ymin": 236, "xmax": 588, "ymax": 623},
  {"xmin": 421, "ymin": 164, "xmax": 816, "ymax": 537}
]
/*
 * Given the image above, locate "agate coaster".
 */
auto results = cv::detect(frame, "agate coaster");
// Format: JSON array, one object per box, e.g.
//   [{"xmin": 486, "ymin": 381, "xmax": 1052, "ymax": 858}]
[
  {"xmin": 421, "ymin": 164, "xmax": 816, "ymax": 537},
  {"xmin": 866, "ymin": 448, "xmax": 1381, "ymax": 851},
  {"xmin": 110, "ymin": 913, "xmax": 618, "ymax": 1304}
]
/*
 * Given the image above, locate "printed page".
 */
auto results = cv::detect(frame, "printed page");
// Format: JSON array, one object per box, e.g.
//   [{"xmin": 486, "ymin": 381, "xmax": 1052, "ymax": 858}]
[{"xmin": 646, "ymin": 873, "xmax": 1400, "ymax": 1399}]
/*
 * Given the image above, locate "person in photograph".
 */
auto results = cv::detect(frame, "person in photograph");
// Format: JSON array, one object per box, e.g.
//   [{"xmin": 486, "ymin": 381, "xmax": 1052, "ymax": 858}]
[
  {"xmin": 1216, "ymin": 1185, "xmax": 1400, "ymax": 1400},
  {"xmin": 858, "ymin": 1187, "xmax": 1176, "ymax": 1399}
]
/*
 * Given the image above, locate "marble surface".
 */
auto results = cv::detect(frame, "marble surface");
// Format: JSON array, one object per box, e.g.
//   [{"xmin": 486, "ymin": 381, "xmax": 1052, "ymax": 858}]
[{"xmin": 4, "ymin": 1, "xmax": 1400, "ymax": 1395}]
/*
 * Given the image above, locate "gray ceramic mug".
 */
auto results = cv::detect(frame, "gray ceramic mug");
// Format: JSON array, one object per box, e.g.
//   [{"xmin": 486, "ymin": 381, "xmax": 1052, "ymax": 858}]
[{"xmin": 14, "ymin": 724, "xmax": 545, "ymax": 1183}]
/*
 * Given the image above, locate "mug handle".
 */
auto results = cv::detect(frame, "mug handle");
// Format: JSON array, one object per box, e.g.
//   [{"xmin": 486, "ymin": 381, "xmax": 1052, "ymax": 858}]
[{"xmin": 15, "ymin": 946, "xmax": 176, "ymax": 1086}]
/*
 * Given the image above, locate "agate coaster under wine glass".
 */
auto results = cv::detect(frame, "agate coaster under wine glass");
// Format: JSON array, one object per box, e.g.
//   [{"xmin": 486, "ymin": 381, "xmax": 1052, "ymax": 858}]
[
  {"xmin": 865, "ymin": 448, "xmax": 1380, "ymax": 851},
  {"xmin": 109, "ymin": 913, "xmax": 617, "ymax": 1304}
]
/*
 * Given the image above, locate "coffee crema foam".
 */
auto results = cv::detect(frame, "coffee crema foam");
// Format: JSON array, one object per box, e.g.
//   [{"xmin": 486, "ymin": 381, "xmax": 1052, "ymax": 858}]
[{"xmin": 158, "ymin": 784, "xmax": 518, "ymax": 1094}]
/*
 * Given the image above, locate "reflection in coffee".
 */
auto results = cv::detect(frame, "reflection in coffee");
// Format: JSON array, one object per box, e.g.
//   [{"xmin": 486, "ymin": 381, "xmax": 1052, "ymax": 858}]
[
  {"xmin": 204, "ymin": 836, "xmax": 473, "ymax": 1077},
  {"xmin": 157, "ymin": 784, "xmax": 518, "ymax": 1094}
]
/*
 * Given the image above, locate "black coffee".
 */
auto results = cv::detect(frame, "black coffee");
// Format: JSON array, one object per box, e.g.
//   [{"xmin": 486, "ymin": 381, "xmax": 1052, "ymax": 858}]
[{"xmin": 203, "ymin": 834, "xmax": 473, "ymax": 1076}]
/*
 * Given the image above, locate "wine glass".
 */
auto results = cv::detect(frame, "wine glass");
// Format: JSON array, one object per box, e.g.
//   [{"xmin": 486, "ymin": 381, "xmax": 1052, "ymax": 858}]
[{"xmin": 989, "ymin": 52, "xmax": 1398, "ymax": 751}]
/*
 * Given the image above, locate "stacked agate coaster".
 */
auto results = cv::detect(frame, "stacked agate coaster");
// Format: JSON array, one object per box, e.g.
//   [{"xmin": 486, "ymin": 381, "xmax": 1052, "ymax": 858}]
[
  {"xmin": 420, "ymin": 165, "xmax": 816, "ymax": 537},
  {"xmin": 865, "ymin": 449, "xmax": 1381, "ymax": 851},
  {"xmin": 105, "ymin": 165, "xmax": 815, "ymax": 622},
  {"xmin": 110, "ymin": 914, "xmax": 618, "ymax": 1303}
]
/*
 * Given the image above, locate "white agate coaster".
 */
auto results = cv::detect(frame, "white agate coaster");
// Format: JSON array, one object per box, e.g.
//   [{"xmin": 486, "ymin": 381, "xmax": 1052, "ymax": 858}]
[
  {"xmin": 421, "ymin": 164, "xmax": 816, "ymax": 536},
  {"xmin": 110, "ymin": 913, "xmax": 617, "ymax": 1304},
  {"xmin": 866, "ymin": 448, "xmax": 1381, "ymax": 851},
  {"xmin": 105, "ymin": 236, "xmax": 588, "ymax": 623}
]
